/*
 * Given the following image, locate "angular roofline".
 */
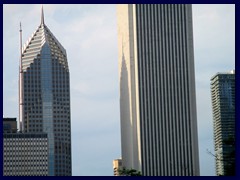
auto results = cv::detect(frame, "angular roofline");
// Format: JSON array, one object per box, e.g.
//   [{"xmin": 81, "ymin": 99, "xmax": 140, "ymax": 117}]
[{"xmin": 210, "ymin": 70, "xmax": 235, "ymax": 81}]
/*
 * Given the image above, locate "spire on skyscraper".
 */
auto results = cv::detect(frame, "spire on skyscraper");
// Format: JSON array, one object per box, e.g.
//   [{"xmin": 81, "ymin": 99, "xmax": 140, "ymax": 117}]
[
  {"xmin": 20, "ymin": 6, "xmax": 71, "ymax": 175},
  {"xmin": 41, "ymin": 5, "xmax": 44, "ymax": 25},
  {"xmin": 19, "ymin": 21, "xmax": 24, "ymax": 132}
]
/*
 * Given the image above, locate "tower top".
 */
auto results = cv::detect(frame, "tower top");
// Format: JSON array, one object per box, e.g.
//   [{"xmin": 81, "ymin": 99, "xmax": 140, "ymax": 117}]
[{"xmin": 41, "ymin": 5, "xmax": 44, "ymax": 25}]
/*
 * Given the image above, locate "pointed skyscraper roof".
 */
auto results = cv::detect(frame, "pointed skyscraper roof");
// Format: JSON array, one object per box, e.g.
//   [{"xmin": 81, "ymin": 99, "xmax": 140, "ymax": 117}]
[
  {"xmin": 19, "ymin": 6, "xmax": 71, "ymax": 176},
  {"xmin": 41, "ymin": 5, "xmax": 45, "ymax": 25},
  {"xmin": 21, "ymin": 6, "xmax": 68, "ymax": 72}
]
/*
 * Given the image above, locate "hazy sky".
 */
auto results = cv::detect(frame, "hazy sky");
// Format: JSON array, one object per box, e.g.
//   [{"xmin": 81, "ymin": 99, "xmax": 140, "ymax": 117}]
[{"xmin": 3, "ymin": 4, "xmax": 235, "ymax": 176}]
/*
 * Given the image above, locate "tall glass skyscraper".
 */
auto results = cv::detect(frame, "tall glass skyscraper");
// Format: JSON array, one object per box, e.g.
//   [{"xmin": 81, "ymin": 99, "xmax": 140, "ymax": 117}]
[
  {"xmin": 19, "ymin": 8, "xmax": 71, "ymax": 176},
  {"xmin": 117, "ymin": 4, "xmax": 199, "ymax": 176},
  {"xmin": 211, "ymin": 70, "xmax": 235, "ymax": 176}
]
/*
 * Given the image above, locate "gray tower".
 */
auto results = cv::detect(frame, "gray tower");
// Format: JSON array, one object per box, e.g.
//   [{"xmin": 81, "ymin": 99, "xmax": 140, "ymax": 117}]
[
  {"xmin": 211, "ymin": 70, "xmax": 235, "ymax": 176},
  {"xmin": 117, "ymin": 4, "xmax": 199, "ymax": 176},
  {"xmin": 20, "ymin": 8, "xmax": 71, "ymax": 176}
]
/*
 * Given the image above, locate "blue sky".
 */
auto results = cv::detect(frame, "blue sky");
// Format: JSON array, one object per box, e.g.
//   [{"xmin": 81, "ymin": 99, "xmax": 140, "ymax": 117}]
[{"xmin": 3, "ymin": 4, "xmax": 235, "ymax": 176}]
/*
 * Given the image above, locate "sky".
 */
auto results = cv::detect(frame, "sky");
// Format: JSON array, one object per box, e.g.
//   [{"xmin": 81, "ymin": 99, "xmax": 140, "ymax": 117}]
[{"xmin": 3, "ymin": 4, "xmax": 235, "ymax": 176}]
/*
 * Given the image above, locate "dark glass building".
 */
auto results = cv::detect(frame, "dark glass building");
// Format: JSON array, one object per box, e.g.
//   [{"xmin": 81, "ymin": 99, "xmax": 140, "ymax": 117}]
[
  {"xmin": 3, "ymin": 118, "xmax": 17, "ymax": 133},
  {"xmin": 20, "ymin": 8, "xmax": 71, "ymax": 176},
  {"xmin": 117, "ymin": 4, "xmax": 199, "ymax": 176},
  {"xmin": 210, "ymin": 70, "xmax": 235, "ymax": 176}
]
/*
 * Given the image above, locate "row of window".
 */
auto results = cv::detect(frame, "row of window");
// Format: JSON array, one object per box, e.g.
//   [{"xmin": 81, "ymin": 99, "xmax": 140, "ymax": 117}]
[
  {"xmin": 23, "ymin": 60, "xmax": 68, "ymax": 69},
  {"xmin": 24, "ymin": 95, "xmax": 69, "ymax": 100},
  {"xmin": 4, "ymin": 171, "xmax": 48, "ymax": 175},
  {"xmin": 23, "ymin": 89, "xmax": 70, "ymax": 94},
  {"xmin": 25, "ymin": 107, "xmax": 70, "ymax": 111},
  {"xmin": 4, "ymin": 142, "xmax": 47, "ymax": 145},
  {"xmin": 4, "ymin": 169, "xmax": 47, "ymax": 173},
  {"xmin": 22, "ymin": 115, "xmax": 70, "ymax": 119},
  {"xmin": 24, "ymin": 71, "xmax": 69, "ymax": 77},
  {"xmin": 4, "ymin": 148, "xmax": 47, "ymax": 151},
  {"xmin": 4, "ymin": 156, "xmax": 48, "ymax": 160},
  {"xmin": 4, "ymin": 160, "xmax": 48, "ymax": 164},
  {"xmin": 4, "ymin": 137, "xmax": 47, "ymax": 140}
]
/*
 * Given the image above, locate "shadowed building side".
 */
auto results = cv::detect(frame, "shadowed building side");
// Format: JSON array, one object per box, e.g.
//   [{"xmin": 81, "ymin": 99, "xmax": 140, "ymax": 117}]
[{"xmin": 117, "ymin": 4, "xmax": 142, "ymax": 172}]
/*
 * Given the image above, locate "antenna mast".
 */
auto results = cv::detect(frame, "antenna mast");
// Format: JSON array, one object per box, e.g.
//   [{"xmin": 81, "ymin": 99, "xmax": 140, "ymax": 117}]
[
  {"xmin": 41, "ymin": 5, "xmax": 45, "ymax": 25},
  {"xmin": 19, "ymin": 22, "xmax": 24, "ymax": 132}
]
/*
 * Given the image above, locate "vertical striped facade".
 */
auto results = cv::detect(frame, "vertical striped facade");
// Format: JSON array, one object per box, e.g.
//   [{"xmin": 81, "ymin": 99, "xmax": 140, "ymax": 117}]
[{"xmin": 117, "ymin": 4, "xmax": 199, "ymax": 176}]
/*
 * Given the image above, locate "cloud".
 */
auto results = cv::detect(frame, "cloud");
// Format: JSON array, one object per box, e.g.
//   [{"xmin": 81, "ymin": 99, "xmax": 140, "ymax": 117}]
[{"xmin": 193, "ymin": 4, "xmax": 235, "ymax": 50}]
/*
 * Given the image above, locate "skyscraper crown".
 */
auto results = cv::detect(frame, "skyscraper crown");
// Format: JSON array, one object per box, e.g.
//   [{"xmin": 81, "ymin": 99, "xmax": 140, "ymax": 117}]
[{"xmin": 21, "ymin": 6, "xmax": 68, "ymax": 72}]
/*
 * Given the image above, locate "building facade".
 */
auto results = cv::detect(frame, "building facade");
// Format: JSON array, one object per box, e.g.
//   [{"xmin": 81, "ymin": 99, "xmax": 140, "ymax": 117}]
[
  {"xmin": 19, "ymin": 8, "xmax": 71, "ymax": 176},
  {"xmin": 113, "ymin": 159, "xmax": 123, "ymax": 176},
  {"xmin": 3, "ymin": 118, "xmax": 17, "ymax": 133},
  {"xmin": 117, "ymin": 4, "xmax": 199, "ymax": 176},
  {"xmin": 210, "ymin": 70, "xmax": 235, "ymax": 176},
  {"xmin": 3, "ymin": 133, "xmax": 48, "ymax": 176}
]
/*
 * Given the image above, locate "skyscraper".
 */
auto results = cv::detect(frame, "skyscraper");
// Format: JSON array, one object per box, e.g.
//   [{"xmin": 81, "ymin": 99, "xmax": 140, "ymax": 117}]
[
  {"xmin": 117, "ymin": 4, "xmax": 199, "ymax": 176},
  {"xmin": 19, "ymin": 7, "xmax": 71, "ymax": 176},
  {"xmin": 210, "ymin": 70, "xmax": 235, "ymax": 176}
]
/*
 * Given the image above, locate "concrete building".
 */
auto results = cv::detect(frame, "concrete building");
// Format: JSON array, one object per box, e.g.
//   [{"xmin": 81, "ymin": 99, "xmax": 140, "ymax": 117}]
[
  {"xmin": 210, "ymin": 70, "xmax": 235, "ymax": 176},
  {"xmin": 3, "ymin": 118, "xmax": 17, "ymax": 133},
  {"xmin": 113, "ymin": 159, "xmax": 123, "ymax": 176},
  {"xmin": 117, "ymin": 4, "xmax": 199, "ymax": 176},
  {"xmin": 3, "ymin": 133, "xmax": 48, "ymax": 176},
  {"xmin": 19, "ymin": 7, "xmax": 71, "ymax": 175}
]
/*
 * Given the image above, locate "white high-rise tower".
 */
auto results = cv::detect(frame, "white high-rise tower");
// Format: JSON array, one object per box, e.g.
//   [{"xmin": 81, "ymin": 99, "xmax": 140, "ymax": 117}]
[{"xmin": 117, "ymin": 4, "xmax": 199, "ymax": 176}]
